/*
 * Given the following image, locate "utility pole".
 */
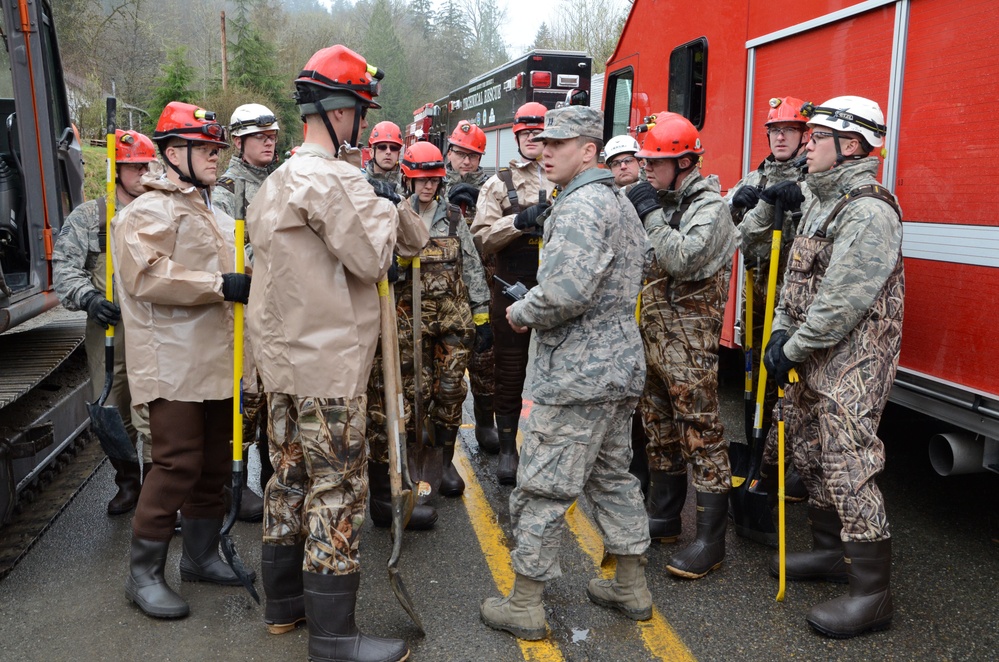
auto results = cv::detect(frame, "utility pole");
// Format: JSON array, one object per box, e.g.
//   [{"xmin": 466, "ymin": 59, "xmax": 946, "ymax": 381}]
[{"xmin": 221, "ymin": 11, "xmax": 228, "ymax": 91}]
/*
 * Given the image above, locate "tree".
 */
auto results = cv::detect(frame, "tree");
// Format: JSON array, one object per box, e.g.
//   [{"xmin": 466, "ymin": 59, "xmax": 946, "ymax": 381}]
[
  {"xmin": 147, "ymin": 47, "xmax": 197, "ymax": 123},
  {"xmin": 461, "ymin": 0, "xmax": 508, "ymax": 71},
  {"xmin": 546, "ymin": 0, "xmax": 627, "ymax": 73},
  {"xmin": 364, "ymin": 0, "xmax": 414, "ymax": 130},
  {"xmin": 533, "ymin": 22, "xmax": 554, "ymax": 50}
]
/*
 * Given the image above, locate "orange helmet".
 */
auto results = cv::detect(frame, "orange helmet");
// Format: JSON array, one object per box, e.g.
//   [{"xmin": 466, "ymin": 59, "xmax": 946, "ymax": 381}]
[
  {"xmin": 448, "ymin": 121, "xmax": 486, "ymax": 155},
  {"xmin": 115, "ymin": 129, "xmax": 156, "ymax": 163},
  {"xmin": 513, "ymin": 102, "xmax": 547, "ymax": 134},
  {"xmin": 152, "ymin": 102, "xmax": 228, "ymax": 147},
  {"xmin": 765, "ymin": 96, "xmax": 808, "ymax": 126},
  {"xmin": 295, "ymin": 45, "xmax": 382, "ymax": 109},
  {"xmin": 635, "ymin": 112, "xmax": 704, "ymax": 159},
  {"xmin": 369, "ymin": 121, "xmax": 403, "ymax": 147},
  {"xmin": 401, "ymin": 142, "xmax": 446, "ymax": 178}
]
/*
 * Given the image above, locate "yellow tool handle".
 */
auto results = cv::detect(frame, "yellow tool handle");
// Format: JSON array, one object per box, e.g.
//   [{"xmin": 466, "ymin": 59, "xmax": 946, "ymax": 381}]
[
  {"xmin": 752, "ymin": 228, "xmax": 783, "ymax": 430},
  {"xmin": 232, "ymin": 218, "xmax": 245, "ymax": 463},
  {"xmin": 105, "ymin": 99, "xmax": 116, "ymax": 341},
  {"xmin": 776, "ymin": 368, "xmax": 799, "ymax": 602}
]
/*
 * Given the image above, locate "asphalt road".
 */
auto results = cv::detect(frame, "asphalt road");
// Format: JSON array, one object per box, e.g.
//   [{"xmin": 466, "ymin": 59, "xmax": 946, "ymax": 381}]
[{"xmin": 0, "ymin": 356, "xmax": 996, "ymax": 661}]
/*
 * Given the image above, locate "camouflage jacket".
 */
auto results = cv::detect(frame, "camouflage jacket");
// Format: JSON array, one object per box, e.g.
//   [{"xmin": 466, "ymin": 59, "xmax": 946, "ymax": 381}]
[
  {"xmin": 211, "ymin": 157, "xmax": 276, "ymax": 218},
  {"xmin": 774, "ymin": 157, "xmax": 904, "ymax": 362},
  {"xmin": 365, "ymin": 160, "xmax": 406, "ymax": 196},
  {"xmin": 509, "ymin": 168, "xmax": 648, "ymax": 405},
  {"xmin": 413, "ymin": 198, "xmax": 490, "ymax": 316},
  {"xmin": 645, "ymin": 170, "xmax": 738, "ymax": 282},
  {"xmin": 52, "ymin": 197, "xmax": 118, "ymax": 309},
  {"xmin": 730, "ymin": 155, "xmax": 811, "ymax": 260},
  {"xmin": 444, "ymin": 163, "xmax": 488, "ymax": 226}
]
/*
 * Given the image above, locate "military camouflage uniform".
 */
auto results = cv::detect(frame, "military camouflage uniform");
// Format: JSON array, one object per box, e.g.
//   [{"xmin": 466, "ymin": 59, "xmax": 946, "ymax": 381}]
[
  {"xmin": 774, "ymin": 157, "xmax": 903, "ymax": 542},
  {"xmin": 51, "ymin": 197, "xmax": 149, "ymax": 458},
  {"xmin": 212, "ymin": 157, "xmax": 277, "ymax": 220},
  {"xmin": 639, "ymin": 171, "xmax": 739, "ymax": 494},
  {"xmin": 365, "ymin": 160, "xmax": 404, "ymax": 195},
  {"xmin": 507, "ymin": 168, "xmax": 650, "ymax": 581}
]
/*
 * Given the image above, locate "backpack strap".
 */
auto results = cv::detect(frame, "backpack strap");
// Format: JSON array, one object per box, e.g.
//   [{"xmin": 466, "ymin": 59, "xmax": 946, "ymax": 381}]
[
  {"xmin": 818, "ymin": 184, "xmax": 900, "ymax": 238},
  {"xmin": 97, "ymin": 196, "xmax": 107, "ymax": 253},
  {"xmin": 668, "ymin": 188, "xmax": 710, "ymax": 229},
  {"xmin": 496, "ymin": 168, "xmax": 521, "ymax": 215}
]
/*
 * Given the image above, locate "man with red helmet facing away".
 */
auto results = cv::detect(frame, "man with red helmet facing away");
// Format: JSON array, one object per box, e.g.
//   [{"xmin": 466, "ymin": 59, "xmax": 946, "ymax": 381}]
[
  {"xmin": 53, "ymin": 129, "xmax": 157, "ymax": 517},
  {"xmin": 626, "ymin": 112, "xmax": 738, "ymax": 580},
  {"xmin": 471, "ymin": 102, "xmax": 555, "ymax": 484},
  {"xmin": 245, "ymin": 45, "xmax": 427, "ymax": 662}
]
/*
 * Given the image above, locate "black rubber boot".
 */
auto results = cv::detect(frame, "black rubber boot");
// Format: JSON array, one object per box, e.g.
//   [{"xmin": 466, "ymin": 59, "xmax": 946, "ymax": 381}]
[
  {"xmin": 666, "ymin": 491, "xmax": 728, "ymax": 579},
  {"xmin": 239, "ymin": 447, "xmax": 265, "ymax": 522},
  {"xmin": 125, "ymin": 537, "xmax": 189, "ymax": 619},
  {"xmin": 473, "ymin": 394, "xmax": 500, "ymax": 455},
  {"xmin": 262, "ymin": 543, "xmax": 306, "ymax": 635},
  {"xmin": 368, "ymin": 459, "xmax": 437, "ymax": 530},
  {"xmin": 436, "ymin": 425, "xmax": 465, "ymax": 497},
  {"xmin": 108, "ymin": 458, "xmax": 142, "ymax": 516},
  {"xmin": 495, "ymin": 413, "xmax": 519, "ymax": 486},
  {"xmin": 179, "ymin": 517, "xmax": 256, "ymax": 585},
  {"xmin": 785, "ymin": 465, "xmax": 808, "ymax": 502},
  {"xmin": 647, "ymin": 471, "xmax": 688, "ymax": 543},
  {"xmin": 770, "ymin": 506, "xmax": 848, "ymax": 583},
  {"xmin": 806, "ymin": 539, "xmax": 893, "ymax": 638},
  {"xmin": 304, "ymin": 571, "xmax": 409, "ymax": 662},
  {"xmin": 629, "ymin": 410, "xmax": 650, "ymax": 498}
]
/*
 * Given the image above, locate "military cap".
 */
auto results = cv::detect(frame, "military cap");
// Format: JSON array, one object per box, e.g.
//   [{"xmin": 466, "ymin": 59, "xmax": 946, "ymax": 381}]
[{"xmin": 533, "ymin": 106, "xmax": 604, "ymax": 141}]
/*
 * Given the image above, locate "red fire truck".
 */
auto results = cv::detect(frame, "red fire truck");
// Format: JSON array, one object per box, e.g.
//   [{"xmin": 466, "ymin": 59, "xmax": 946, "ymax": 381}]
[{"xmin": 603, "ymin": 0, "xmax": 999, "ymax": 473}]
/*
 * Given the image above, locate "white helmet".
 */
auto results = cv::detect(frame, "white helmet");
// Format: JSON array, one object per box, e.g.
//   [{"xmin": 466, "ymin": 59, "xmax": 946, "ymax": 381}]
[
  {"xmin": 230, "ymin": 103, "xmax": 280, "ymax": 137},
  {"xmin": 803, "ymin": 96, "xmax": 886, "ymax": 148},
  {"xmin": 604, "ymin": 134, "xmax": 640, "ymax": 161}
]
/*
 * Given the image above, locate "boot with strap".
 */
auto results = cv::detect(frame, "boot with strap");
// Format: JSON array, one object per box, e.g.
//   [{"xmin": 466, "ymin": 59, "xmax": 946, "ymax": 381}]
[
  {"xmin": 303, "ymin": 571, "xmax": 409, "ymax": 662},
  {"xmin": 179, "ymin": 517, "xmax": 256, "ymax": 585},
  {"xmin": 262, "ymin": 543, "xmax": 306, "ymax": 635},
  {"xmin": 806, "ymin": 539, "xmax": 894, "ymax": 638},
  {"xmin": 586, "ymin": 554, "xmax": 653, "ymax": 620},
  {"xmin": 107, "ymin": 458, "xmax": 142, "ymax": 516},
  {"xmin": 473, "ymin": 394, "xmax": 499, "ymax": 454},
  {"xmin": 436, "ymin": 424, "xmax": 465, "ymax": 497},
  {"xmin": 495, "ymin": 413, "xmax": 520, "ymax": 486},
  {"xmin": 769, "ymin": 506, "xmax": 848, "ymax": 583},
  {"xmin": 125, "ymin": 536, "xmax": 189, "ymax": 619},
  {"xmin": 480, "ymin": 573, "xmax": 547, "ymax": 641},
  {"xmin": 666, "ymin": 491, "xmax": 728, "ymax": 579},
  {"xmin": 368, "ymin": 459, "xmax": 437, "ymax": 530},
  {"xmin": 647, "ymin": 470, "xmax": 688, "ymax": 543}
]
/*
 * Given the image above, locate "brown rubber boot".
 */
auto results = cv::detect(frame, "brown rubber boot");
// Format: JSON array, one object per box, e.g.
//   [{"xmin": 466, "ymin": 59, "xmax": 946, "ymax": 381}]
[
  {"xmin": 262, "ymin": 543, "xmax": 306, "ymax": 635},
  {"xmin": 806, "ymin": 539, "xmax": 893, "ymax": 638},
  {"xmin": 304, "ymin": 571, "xmax": 409, "ymax": 662},
  {"xmin": 586, "ymin": 555, "xmax": 653, "ymax": 620},
  {"xmin": 769, "ymin": 506, "xmax": 848, "ymax": 583},
  {"xmin": 368, "ymin": 459, "xmax": 437, "ymax": 530},
  {"xmin": 495, "ymin": 414, "xmax": 519, "ymax": 486},
  {"xmin": 436, "ymin": 425, "xmax": 465, "ymax": 497},
  {"xmin": 125, "ymin": 537, "xmax": 189, "ymax": 619},
  {"xmin": 647, "ymin": 471, "xmax": 687, "ymax": 543},
  {"xmin": 480, "ymin": 574, "xmax": 547, "ymax": 641},
  {"xmin": 107, "ymin": 458, "xmax": 142, "ymax": 516},
  {"xmin": 666, "ymin": 491, "xmax": 728, "ymax": 579},
  {"xmin": 473, "ymin": 394, "xmax": 500, "ymax": 454}
]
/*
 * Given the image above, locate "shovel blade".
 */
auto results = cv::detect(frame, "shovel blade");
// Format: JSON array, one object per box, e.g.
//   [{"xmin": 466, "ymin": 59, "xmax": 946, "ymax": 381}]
[
  {"xmin": 86, "ymin": 402, "xmax": 137, "ymax": 462},
  {"xmin": 388, "ymin": 490, "xmax": 423, "ymax": 633},
  {"xmin": 220, "ymin": 533, "xmax": 261, "ymax": 604},
  {"xmin": 388, "ymin": 565, "xmax": 424, "ymax": 634}
]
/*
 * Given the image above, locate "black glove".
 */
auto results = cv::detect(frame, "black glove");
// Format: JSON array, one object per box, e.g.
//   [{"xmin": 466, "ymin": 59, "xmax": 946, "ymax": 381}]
[
  {"xmin": 731, "ymin": 185, "xmax": 761, "ymax": 211},
  {"xmin": 513, "ymin": 202, "xmax": 551, "ymax": 232},
  {"xmin": 448, "ymin": 183, "xmax": 480, "ymax": 209},
  {"xmin": 82, "ymin": 290, "xmax": 121, "ymax": 328},
  {"xmin": 763, "ymin": 329, "xmax": 798, "ymax": 385},
  {"xmin": 626, "ymin": 182, "xmax": 662, "ymax": 221},
  {"xmin": 221, "ymin": 273, "xmax": 252, "ymax": 304},
  {"xmin": 369, "ymin": 178, "xmax": 402, "ymax": 205},
  {"xmin": 474, "ymin": 322, "xmax": 493, "ymax": 353},
  {"xmin": 759, "ymin": 180, "xmax": 805, "ymax": 213},
  {"xmin": 387, "ymin": 260, "xmax": 399, "ymax": 283}
]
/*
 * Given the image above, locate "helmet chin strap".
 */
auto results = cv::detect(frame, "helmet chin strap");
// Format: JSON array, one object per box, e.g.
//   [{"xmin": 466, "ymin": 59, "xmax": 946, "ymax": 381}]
[
  {"xmin": 164, "ymin": 141, "xmax": 211, "ymax": 189},
  {"xmin": 831, "ymin": 129, "xmax": 865, "ymax": 167},
  {"xmin": 667, "ymin": 159, "xmax": 695, "ymax": 192},
  {"xmin": 317, "ymin": 99, "xmax": 365, "ymax": 155}
]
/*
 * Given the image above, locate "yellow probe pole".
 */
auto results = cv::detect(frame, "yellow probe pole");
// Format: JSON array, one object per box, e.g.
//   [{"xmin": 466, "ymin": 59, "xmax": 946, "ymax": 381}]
[
  {"xmin": 104, "ymin": 100, "xmax": 116, "ymax": 346},
  {"xmin": 232, "ymin": 218, "xmax": 244, "ymax": 469},
  {"xmin": 776, "ymin": 367, "xmax": 800, "ymax": 602}
]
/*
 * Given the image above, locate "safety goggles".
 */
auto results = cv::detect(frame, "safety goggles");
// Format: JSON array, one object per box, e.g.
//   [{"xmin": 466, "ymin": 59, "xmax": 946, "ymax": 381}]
[
  {"xmin": 515, "ymin": 115, "xmax": 545, "ymax": 126},
  {"xmin": 173, "ymin": 122, "xmax": 227, "ymax": 142},
  {"xmin": 401, "ymin": 158, "xmax": 445, "ymax": 171},
  {"xmin": 799, "ymin": 102, "xmax": 886, "ymax": 138},
  {"xmin": 231, "ymin": 115, "xmax": 277, "ymax": 132},
  {"xmin": 375, "ymin": 143, "xmax": 402, "ymax": 153}
]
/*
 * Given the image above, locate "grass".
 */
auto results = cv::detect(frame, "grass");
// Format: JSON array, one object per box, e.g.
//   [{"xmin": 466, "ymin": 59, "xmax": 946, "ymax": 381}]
[{"xmin": 80, "ymin": 144, "xmax": 108, "ymax": 201}]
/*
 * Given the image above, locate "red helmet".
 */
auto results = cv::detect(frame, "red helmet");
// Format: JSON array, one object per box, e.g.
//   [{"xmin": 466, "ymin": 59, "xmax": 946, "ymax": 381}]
[
  {"xmin": 765, "ymin": 96, "xmax": 808, "ymax": 126},
  {"xmin": 153, "ymin": 102, "xmax": 228, "ymax": 147},
  {"xmin": 636, "ymin": 112, "xmax": 704, "ymax": 159},
  {"xmin": 513, "ymin": 102, "xmax": 547, "ymax": 134},
  {"xmin": 115, "ymin": 129, "xmax": 156, "ymax": 164},
  {"xmin": 368, "ymin": 121, "xmax": 403, "ymax": 147},
  {"xmin": 295, "ymin": 45, "xmax": 382, "ymax": 109},
  {"xmin": 448, "ymin": 121, "xmax": 486, "ymax": 155},
  {"xmin": 401, "ymin": 141, "xmax": 446, "ymax": 179}
]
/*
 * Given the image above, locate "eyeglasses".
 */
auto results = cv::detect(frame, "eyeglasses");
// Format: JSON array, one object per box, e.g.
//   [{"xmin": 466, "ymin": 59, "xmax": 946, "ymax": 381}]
[
  {"xmin": 519, "ymin": 129, "xmax": 543, "ymax": 138},
  {"xmin": 247, "ymin": 132, "xmax": 278, "ymax": 144},
  {"xmin": 808, "ymin": 131, "xmax": 836, "ymax": 144},
  {"xmin": 767, "ymin": 126, "xmax": 802, "ymax": 137},
  {"xmin": 640, "ymin": 158, "xmax": 672, "ymax": 169},
  {"xmin": 608, "ymin": 156, "xmax": 636, "ymax": 169},
  {"xmin": 375, "ymin": 143, "xmax": 402, "ymax": 153},
  {"xmin": 175, "ymin": 144, "xmax": 221, "ymax": 157},
  {"xmin": 119, "ymin": 162, "xmax": 150, "ymax": 172},
  {"xmin": 450, "ymin": 148, "xmax": 481, "ymax": 162}
]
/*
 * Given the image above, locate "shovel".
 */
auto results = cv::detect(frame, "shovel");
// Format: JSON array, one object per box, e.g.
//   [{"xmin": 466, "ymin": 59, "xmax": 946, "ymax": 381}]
[
  {"xmin": 728, "ymin": 261, "xmax": 754, "ymax": 491},
  {"xmin": 407, "ymin": 256, "xmax": 442, "ymax": 504},
  {"xmin": 379, "ymin": 277, "xmax": 424, "ymax": 633},
  {"xmin": 219, "ymin": 180, "xmax": 260, "ymax": 604},
  {"xmin": 86, "ymin": 96, "xmax": 137, "ymax": 464},
  {"xmin": 775, "ymin": 367, "xmax": 799, "ymax": 602}
]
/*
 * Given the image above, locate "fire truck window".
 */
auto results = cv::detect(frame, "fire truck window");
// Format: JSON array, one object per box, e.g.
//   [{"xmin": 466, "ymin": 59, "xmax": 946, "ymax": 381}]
[
  {"xmin": 668, "ymin": 37, "xmax": 707, "ymax": 130},
  {"xmin": 604, "ymin": 68, "xmax": 633, "ymax": 143}
]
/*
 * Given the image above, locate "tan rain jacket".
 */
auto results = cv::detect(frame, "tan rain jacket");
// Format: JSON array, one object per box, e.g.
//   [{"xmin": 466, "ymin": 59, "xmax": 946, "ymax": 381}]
[
  {"xmin": 111, "ymin": 172, "xmax": 237, "ymax": 407},
  {"xmin": 470, "ymin": 159, "xmax": 554, "ymax": 255},
  {"xmin": 246, "ymin": 143, "xmax": 429, "ymax": 399}
]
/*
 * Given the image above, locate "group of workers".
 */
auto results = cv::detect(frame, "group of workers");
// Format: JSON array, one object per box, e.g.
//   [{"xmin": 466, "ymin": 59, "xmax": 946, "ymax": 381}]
[{"xmin": 51, "ymin": 39, "xmax": 904, "ymax": 661}]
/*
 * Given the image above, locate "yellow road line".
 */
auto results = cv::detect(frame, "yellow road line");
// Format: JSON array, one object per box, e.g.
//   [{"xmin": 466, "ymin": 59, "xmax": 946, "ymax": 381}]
[
  {"xmin": 454, "ymin": 444, "xmax": 565, "ymax": 662},
  {"xmin": 565, "ymin": 503, "xmax": 697, "ymax": 662}
]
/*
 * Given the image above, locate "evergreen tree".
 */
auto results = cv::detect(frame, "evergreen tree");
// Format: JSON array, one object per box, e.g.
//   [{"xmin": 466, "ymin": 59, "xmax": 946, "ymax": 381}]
[
  {"xmin": 364, "ymin": 0, "xmax": 414, "ymax": 132},
  {"xmin": 534, "ymin": 22, "xmax": 554, "ymax": 50},
  {"xmin": 408, "ymin": 0, "xmax": 434, "ymax": 38},
  {"xmin": 148, "ymin": 47, "xmax": 197, "ymax": 122}
]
